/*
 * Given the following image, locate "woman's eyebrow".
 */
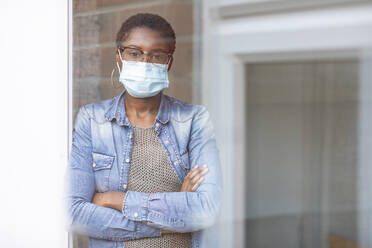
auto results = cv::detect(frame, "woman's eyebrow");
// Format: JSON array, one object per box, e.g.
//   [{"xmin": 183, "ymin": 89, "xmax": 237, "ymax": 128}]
[
  {"xmin": 150, "ymin": 48, "xmax": 170, "ymax": 53},
  {"xmin": 125, "ymin": 45, "xmax": 142, "ymax": 49},
  {"xmin": 125, "ymin": 44, "xmax": 170, "ymax": 53}
]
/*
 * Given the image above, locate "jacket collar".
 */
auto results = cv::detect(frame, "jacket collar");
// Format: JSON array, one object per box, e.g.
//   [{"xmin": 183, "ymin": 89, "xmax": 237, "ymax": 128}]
[{"xmin": 104, "ymin": 89, "xmax": 170, "ymax": 127}]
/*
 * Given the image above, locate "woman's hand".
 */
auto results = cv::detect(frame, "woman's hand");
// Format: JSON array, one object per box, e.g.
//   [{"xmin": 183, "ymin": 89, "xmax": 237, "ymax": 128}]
[
  {"xmin": 180, "ymin": 164, "xmax": 208, "ymax": 192},
  {"xmin": 92, "ymin": 192, "xmax": 108, "ymax": 207},
  {"xmin": 162, "ymin": 164, "xmax": 209, "ymax": 235},
  {"xmin": 92, "ymin": 191, "xmax": 126, "ymax": 211}
]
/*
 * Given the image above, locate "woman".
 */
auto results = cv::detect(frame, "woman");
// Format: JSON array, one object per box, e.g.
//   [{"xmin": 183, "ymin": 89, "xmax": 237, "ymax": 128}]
[{"xmin": 65, "ymin": 13, "xmax": 222, "ymax": 248}]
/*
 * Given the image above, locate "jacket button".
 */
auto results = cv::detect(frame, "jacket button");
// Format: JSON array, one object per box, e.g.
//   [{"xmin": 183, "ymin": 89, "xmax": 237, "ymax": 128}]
[
  {"xmin": 92, "ymin": 163, "xmax": 96, "ymax": 167},
  {"xmin": 165, "ymin": 140, "xmax": 169, "ymax": 144},
  {"xmin": 134, "ymin": 212, "xmax": 139, "ymax": 218},
  {"xmin": 125, "ymin": 158, "xmax": 130, "ymax": 163},
  {"xmin": 174, "ymin": 161, "xmax": 179, "ymax": 166},
  {"xmin": 122, "ymin": 184, "xmax": 127, "ymax": 189}
]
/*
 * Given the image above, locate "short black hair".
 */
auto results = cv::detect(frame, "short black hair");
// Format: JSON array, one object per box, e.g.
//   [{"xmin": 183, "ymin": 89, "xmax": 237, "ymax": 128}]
[{"xmin": 116, "ymin": 13, "xmax": 176, "ymax": 53}]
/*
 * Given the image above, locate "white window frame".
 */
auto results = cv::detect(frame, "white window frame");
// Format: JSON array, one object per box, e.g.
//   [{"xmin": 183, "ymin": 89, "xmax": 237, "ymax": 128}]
[{"xmin": 201, "ymin": 1, "xmax": 372, "ymax": 247}]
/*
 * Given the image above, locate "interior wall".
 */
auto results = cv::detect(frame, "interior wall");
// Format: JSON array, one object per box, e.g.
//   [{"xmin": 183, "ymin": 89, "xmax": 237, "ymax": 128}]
[{"xmin": 244, "ymin": 60, "xmax": 359, "ymax": 248}]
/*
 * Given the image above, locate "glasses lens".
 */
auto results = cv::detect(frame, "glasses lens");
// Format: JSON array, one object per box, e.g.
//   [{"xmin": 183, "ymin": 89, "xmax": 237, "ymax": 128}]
[
  {"xmin": 123, "ymin": 48, "xmax": 143, "ymax": 61},
  {"xmin": 122, "ymin": 47, "xmax": 170, "ymax": 64},
  {"xmin": 149, "ymin": 52, "xmax": 169, "ymax": 64}
]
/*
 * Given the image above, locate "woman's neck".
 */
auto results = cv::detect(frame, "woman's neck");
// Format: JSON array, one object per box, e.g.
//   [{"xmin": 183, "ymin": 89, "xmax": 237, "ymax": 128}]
[{"xmin": 124, "ymin": 92, "xmax": 161, "ymax": 118}]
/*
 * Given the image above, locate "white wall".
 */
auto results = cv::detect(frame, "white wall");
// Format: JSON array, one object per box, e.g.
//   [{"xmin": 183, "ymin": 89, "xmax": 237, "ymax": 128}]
[{"xmin": 0, "ymin": 0, "xmax": 69, "ymax": 247}]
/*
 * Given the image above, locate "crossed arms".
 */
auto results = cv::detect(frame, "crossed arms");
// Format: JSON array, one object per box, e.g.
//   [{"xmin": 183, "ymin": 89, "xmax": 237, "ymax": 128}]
[{"xmin": 64, "ymin": 105, "xmax": 222, "ymax": 241}]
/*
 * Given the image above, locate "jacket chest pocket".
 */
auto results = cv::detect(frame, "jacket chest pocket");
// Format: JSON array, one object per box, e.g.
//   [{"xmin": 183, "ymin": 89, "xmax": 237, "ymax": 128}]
[{"xmin": 92, "ymin": 152, "xmax": 114, "ymax": 192}]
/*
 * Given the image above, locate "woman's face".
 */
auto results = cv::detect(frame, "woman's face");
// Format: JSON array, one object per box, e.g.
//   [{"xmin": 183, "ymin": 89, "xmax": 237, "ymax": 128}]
[{"xmin": 116, "ymin": 27, "xmax": 174, "ymax": 71}]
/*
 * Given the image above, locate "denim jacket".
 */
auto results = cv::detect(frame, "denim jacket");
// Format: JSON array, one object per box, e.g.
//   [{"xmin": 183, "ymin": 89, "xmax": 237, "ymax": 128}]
[{"xmin": 64, "ymin": 90, "xmax": 223, "ymax": 248}]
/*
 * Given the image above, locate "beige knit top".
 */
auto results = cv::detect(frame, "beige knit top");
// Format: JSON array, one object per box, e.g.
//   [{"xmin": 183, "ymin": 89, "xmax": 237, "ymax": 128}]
[{"xmin": 123, "ymin": 126, "xmax": 192, "ymax": 248}]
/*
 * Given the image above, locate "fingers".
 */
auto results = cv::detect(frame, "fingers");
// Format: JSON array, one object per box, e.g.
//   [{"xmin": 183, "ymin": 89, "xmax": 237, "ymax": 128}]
[
  {"xmin": 191, "ymin": 167, "xmax": 208, "ymax": 184},
  {"xmin": 181, "ymin": 164, "xmax": 209, "ymax": 192},
  {"xmin": 188, "ymin": 164, "xmax": 208, "ymax": 191},
  {"xmin": 185, "ymin": 165, "xmax": 200, "ymax": 180},
  {"xmin": 191, "ymin": 176, "xmax": 204, "ymax": 191}
]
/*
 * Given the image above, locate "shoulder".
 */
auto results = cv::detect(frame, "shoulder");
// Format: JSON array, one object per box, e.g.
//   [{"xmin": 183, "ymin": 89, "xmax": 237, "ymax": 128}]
[
  {"xmin": 77, "ymin": 96, "xmax": 118, "ymax": 124},
  {"xmin": 164, "ymin": 94, "xmax": 208, "ymax": 122}
]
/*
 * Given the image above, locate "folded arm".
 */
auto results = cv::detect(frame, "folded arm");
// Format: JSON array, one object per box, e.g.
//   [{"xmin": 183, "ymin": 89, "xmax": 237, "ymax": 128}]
[
  {"xmin": 93, "ymin": 165, "xmax": 209, "ymax": 234},
  {"xmin": 121, "ymin": 106, "xmax": 223, "ymax": 233},
  {"xmin": 64, "ymin": 106, "xmax": 161, "ymax": 241}
]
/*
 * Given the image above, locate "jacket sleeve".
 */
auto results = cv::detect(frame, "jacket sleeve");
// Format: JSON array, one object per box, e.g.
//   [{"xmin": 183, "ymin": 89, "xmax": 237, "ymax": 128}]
[
  {"xmin": 122, "ymin": 106, "xmax": 223, "ymax": 232},
  {"xmin": 64, "ymin": 106, "xmax": 161, "ymax": 241}
]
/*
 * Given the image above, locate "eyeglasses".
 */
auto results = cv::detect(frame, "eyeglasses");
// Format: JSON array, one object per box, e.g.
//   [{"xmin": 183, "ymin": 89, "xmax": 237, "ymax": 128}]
[{"xmin": 118, "ymin": 46, "xmax": 172, "ymax": 64}]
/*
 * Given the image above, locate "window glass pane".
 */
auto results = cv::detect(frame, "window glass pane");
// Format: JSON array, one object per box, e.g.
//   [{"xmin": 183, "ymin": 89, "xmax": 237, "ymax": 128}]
[
  {"xmin": 70, "ymin": 1, "xmax": 372, "ymax": 248},
  {"xmin": 71, "ymin": 0, "xmax": 199, "ymax": 247}
]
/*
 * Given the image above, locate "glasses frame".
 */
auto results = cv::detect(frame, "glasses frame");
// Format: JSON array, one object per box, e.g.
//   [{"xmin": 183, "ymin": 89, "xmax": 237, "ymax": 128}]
[{"xmin": 118, "ymin": 46, "xmax": 173, "ymax": 65}]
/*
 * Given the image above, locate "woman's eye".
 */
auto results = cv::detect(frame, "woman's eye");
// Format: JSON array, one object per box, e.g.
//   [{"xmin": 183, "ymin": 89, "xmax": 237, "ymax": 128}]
[{"xmin": 129, "ymin": 52, "xmax": 141, "ymax": 57}]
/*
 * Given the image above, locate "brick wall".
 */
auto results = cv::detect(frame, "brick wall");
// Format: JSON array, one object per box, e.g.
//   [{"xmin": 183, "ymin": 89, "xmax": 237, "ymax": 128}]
[{"xmin": 72, "ymin": 0, "xmax": 196, "ymax": 247}]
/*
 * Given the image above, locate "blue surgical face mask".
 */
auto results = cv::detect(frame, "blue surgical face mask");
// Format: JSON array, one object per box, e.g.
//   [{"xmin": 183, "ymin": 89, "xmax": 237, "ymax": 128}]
[{"xmin": 117, "ymin": 50, "xmax": 170, "ymax": 98}]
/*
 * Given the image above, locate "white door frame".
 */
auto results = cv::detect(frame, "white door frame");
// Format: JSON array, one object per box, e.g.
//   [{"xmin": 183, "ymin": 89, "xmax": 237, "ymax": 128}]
[{"xmin": 201, "ymin": 2, "xmax": 372, "ymax": 247}]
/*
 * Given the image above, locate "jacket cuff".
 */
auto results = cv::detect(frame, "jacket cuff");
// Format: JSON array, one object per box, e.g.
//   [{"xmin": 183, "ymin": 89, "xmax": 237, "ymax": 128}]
[{"xmin": 122, "ymin": 191, "xmax": 151, "ymax": 221}]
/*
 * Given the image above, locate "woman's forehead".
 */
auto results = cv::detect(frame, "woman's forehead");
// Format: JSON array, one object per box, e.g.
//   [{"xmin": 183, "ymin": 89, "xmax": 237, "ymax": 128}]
[{"xmin": 121, "ymin": 27, "xmax": 173, "ymax": 51}]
